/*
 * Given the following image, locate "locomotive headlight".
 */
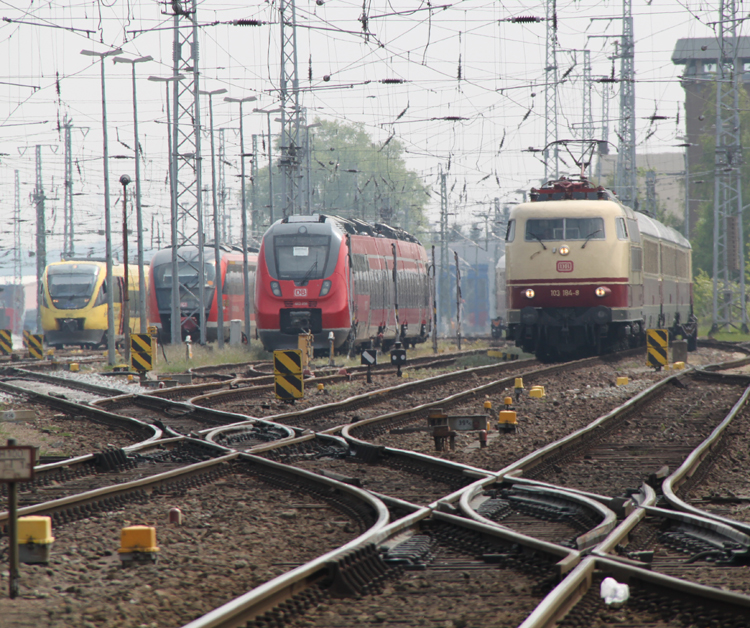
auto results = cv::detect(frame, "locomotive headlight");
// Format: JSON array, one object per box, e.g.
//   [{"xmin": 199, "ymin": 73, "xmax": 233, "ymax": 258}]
[
  {"xmin": 270, "ymin": 281, "xmax": 282, "ymax": 297},
  {"xmin": 559, "ymin": 246, "xmax": 570, "ymax": 256},
  {"xmin": 595, "ymin": 286, "xmax": 611, "ymax": 298},
  {"xmin": 319, "ymin": 280, "xmax": 332, "ymax": 296},
  {"xmin": 523, "ymin": 288, "xmax": 535, "ymax": 299}
]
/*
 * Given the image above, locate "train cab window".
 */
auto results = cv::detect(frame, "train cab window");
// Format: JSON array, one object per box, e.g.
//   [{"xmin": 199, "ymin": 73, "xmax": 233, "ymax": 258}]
[
  {"xmin": 46, "ymin": 263, "xmax": 101, "ymax": 310},
  {"xmin": 526, "ymin": 218, "xmax": 604, "ymax": 241},
  {"xmin": 274, "ymin": 234, "xmax": 331, "ymax": 283},
  {"xmin": 505, "ymin": 220, "xmax": 515, "ymax": 242},
  {"xmin": 616, "ymin": 217, "xmax": 628, "ymax": 240}
]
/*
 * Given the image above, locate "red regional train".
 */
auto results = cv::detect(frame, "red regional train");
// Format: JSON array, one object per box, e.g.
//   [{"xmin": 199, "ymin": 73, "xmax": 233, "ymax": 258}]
[
  {"xmin": 148, "ymin": 245, "xmax": 257, "ymax": 343},
  {"xmin": 505, "ymin": 177, "xmax": 696, "ymax": 360},
  {"xmin": 255, "ymin": 214, "xmax": 432, "ymax": 353}
]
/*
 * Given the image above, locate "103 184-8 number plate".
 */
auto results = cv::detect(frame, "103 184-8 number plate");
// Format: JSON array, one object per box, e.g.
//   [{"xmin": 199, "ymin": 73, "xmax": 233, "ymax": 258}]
[{"xmin": 550, "ymin": 289, "xmax": 580, "ymax": 297}]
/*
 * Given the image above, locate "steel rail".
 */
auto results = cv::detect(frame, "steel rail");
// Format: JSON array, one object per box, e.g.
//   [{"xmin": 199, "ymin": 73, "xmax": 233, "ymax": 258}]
[
  {"xmin": 340, "ymin": 350, "xmax": 638, "ymax": 443},
  {"xmin": 181, "ymin": 489, "xmax": 577, "ymax": 628},
  {"xmin": 460, "ymin": 480, "xmax": 617, "ymax": 551},
  {"xmin": 93, "ymin": 391, "xmax": 297, "ymax": 439},
  {"xmin": 518, "ymin": 553, "xmax": 750, "ymax": 628},
  {"xmin": 661, "ymin": 379, "xmax": 750, "ymax": 533},
  {"xmin": 195, "ymin": 356, "xmax": 541, "ymax": 431},
  {"xmin": 3, "ymin": 367, "xmax": 130, "ymax": 397},
  {"xmin": 0, "ymin": 379, "xmax": 161, "ymax": 448},
  {"xmin": 499, "ymin": 370, "xmax": 688, "ymax": 481}
]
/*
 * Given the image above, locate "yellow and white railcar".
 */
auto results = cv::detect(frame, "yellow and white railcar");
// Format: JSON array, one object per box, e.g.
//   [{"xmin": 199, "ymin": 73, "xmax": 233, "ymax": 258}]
[
  {"xmin": 41, "ymin": 260, "xmax": 147, "ymax": 349},
  {"xmin": 505, "ymin": 178, "xmax": 694, "ymax": 359}
]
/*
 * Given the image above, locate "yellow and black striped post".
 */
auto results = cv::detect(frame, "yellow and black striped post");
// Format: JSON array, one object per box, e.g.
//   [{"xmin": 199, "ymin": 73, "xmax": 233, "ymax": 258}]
[
  {"xmin": 130, "ymin": 333, "xmax": 154, "ymax": 372},
  {"xmin": 0, "ymin": 329, "xmax": 12, "ymax": 355},
  {"xmin": 274, "ymin": 349, "xmax": 304, "ymax": 400},
  {"xmin": 22, "ymin": 330, "xmax": 30, "ymax": 348},
  {"xmin": 27, "ymin": 334, "xmax": 44, "ymax": 360},
  {"xmin": 647, "ymin": 329, "xmax": 669, "ymax": 370}
]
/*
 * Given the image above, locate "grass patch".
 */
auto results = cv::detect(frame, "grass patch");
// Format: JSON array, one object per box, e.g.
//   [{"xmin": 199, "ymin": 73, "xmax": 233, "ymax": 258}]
[
  {"xmin": 154, "ymin": 342, "xmax": 272, "ymax": 374},
  {"xmin": 698, "ymin": 328, "xmax": 750, "ymax": 343}
]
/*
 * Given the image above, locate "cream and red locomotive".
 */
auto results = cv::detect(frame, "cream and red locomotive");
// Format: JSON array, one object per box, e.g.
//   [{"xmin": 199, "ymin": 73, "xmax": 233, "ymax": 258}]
[{"xmin": 505, "ymin": 178, "xmax": 696, "ymax": 360}]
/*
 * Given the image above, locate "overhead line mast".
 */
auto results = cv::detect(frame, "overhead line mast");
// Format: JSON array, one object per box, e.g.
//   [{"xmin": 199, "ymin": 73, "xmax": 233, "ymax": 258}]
[
  {"xmin": 544, "ymin": 0, "xmax": 559, "ymax": 182},
  {"xmin": 615, "ymin": 0, "xmax": 636, "ymax": 208},
  {"xmin": 279, "ymin": 0, "xmax": 302, "ymax": 217},
  {"xmin": 170, "ymin": 0, "xmax": 206, "ymax": 345},
  {"xmin": 711, "ymin": 0, "xmax": 748, "ymax": 333}
]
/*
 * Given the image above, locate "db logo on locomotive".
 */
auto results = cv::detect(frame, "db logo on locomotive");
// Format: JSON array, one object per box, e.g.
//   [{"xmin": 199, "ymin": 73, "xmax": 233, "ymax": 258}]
[
  {"xmin": 556, "ymin": 260, "xmax": 574, "ymax": 273},
  {"xmin": 294, "ymin": 288, "xmax": 308, "ymax": 297}
]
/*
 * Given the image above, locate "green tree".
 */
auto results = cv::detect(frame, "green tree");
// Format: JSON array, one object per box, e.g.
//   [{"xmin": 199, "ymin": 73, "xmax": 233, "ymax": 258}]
[
  {"xmin": 248, "ymin": 119, "xmax": 430, "ymax": 238},
  {"xmin": 690, "ymin": 83, "xmax": 750, "ymax": 280}
]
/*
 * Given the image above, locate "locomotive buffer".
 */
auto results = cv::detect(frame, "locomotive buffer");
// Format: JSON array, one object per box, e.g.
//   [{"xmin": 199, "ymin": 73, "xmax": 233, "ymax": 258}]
[{"xmin": 274, "ymin": 350, "xmax": 304, "ymax": 401}]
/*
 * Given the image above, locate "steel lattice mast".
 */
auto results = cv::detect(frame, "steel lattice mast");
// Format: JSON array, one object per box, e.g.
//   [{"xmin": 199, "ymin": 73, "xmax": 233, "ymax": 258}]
[
  {"xmin": 13, "ymin": 170, "xmax": 23, "ymax": 332},
  {"xmin": 582, "ymin": 50, "xmax": 594, "ymax": 143},
  {"xmin": 711, "ymin": 0, "xmax": 748, "ymax": 333},
  {"xmin": 170, "ymin": 0, "xmax": 206, "ymax": 344},
  {"xmin": 615, "ymin": 0, "xmax": 636, "ymax": 208},
  {"xmin": 218, "ymin": 128, "xmax": 228, "ymax": 243},
  {"xmin": 279, "ymin": 0, "xmax": 302, "ymax": 217},
  {"xmin": 62, "ymin": 117, "xmax": 74, "ymax": 258},
  {"xmin": 544, "ymin": 0, "xmax": 559, "ymax": 181}
]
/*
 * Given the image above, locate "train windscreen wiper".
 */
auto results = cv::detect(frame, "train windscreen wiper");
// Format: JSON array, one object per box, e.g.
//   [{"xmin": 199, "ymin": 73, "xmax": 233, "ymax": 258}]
[
  {"xmin": 529, "ymin": 232, "xmax": 547, "ymax": 250},
  {"xmin": 581, "ymin": 229, "xmax": 602, "ymax": 249},
  {"xmin": 299, "ymin": 260, "xmax": 318, "ymax": 286}
]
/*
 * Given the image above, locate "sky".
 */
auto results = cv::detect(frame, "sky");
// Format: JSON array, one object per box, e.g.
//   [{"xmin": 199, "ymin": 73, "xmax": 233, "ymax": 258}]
[{"xmin": 0, "ymin": 0, "xmax": 736, "ymax": 279}]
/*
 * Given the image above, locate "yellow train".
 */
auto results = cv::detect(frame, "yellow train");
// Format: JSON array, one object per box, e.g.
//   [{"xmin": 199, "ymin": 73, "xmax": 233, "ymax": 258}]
[{"xmin": 41, "ymin": 260, "xmax": 147, "ymax": 349}]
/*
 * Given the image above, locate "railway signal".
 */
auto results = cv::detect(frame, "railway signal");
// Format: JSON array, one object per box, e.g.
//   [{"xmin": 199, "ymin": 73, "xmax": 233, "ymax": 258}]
[
  {"xmin": 390, "ymin": 341, "xmax": 407, "ymax": 377},
  {"xmin": 361, "ymin": 347, "xmax": 377, "ymax": 383}
]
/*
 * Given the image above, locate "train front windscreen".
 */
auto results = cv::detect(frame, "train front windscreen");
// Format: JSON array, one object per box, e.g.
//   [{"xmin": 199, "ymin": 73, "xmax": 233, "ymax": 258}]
[
  {"xmin": 46, "ymin": 264, "xmax": 101, "ymax": 310},
  {"xmin": 265, "ymin": 228, "xmax": 342, "ymax": 284},
  {"xmin": 152, "ymin": 261, "xmax": 217, "ymax": 312}
]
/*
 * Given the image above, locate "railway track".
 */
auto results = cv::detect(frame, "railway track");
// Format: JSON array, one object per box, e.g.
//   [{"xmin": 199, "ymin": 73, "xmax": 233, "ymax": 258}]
[
  {"xmin": 0, "ymin": 446, "xmax": 388, "ymax": 628},
  {"xmin": 502, "ymin": 370, "xmax": 750, "ymax": 499},
  {"xmin": 5, "ymin": 340, "xmax": 750, "ymax": 627}
]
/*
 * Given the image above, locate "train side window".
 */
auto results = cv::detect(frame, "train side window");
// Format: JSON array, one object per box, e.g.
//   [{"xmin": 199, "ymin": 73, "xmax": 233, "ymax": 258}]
[
  {"xmin": 616, "ymin": 218, "xmax": 628, "ymax": 240},
  {"xmin": 505, "ymin": 220, "xmax": 515, "ymax": 242},
  {"xmin": 626, "ymin": 219, "xmax": 641, "ymax": 243}
]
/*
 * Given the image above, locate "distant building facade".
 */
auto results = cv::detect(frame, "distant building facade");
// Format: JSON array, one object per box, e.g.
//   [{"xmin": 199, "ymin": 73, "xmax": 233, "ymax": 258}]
[{"xmin": 672, "ymin": 37, "xmax": 750, "ymax": 237}]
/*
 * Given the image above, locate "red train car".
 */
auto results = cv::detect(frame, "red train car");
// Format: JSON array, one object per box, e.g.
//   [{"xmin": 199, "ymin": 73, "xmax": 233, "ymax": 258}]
[
  {"xmin": 255, "ymin": 215, "xmax": 431, "ymax": 353},
  {"xmin": 148, "ymin": 245, "xmax": 257, "ymax": 343}
]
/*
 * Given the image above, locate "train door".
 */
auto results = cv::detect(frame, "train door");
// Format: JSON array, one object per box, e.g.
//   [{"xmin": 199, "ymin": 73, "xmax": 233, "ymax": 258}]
[{"xmin": 113, "ymin": 277, "xmax": 124, "ymax": 334}]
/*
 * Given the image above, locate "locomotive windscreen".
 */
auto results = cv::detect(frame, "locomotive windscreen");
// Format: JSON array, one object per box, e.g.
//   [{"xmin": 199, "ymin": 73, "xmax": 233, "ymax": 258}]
[
  {"xmin": 525, "ymin": 217, "xmax": 605, "ymax": 241},
  {"xmin": 47, "ymin": 264, "xmax": 100, "ymax": 310},
  {"xmin": 152, "ymin": 261, "xmax": 217, "ymax": 311},
  {"xmin": 272, "ymin": 234, "xmax": 333, "ymax": 283}
]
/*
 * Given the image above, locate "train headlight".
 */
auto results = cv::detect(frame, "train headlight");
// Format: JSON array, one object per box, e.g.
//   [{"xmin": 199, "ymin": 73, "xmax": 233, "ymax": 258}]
[
  {"xmin": 270, "ymin": 281, "xmax": 282, "ymax": 297},
  {"xmin": 595, "ymin": 286, "xmax": 611, "ymax": 298},
  {"xmin": 319, "ymin": 280, "xmax": 332, "ymax": 297},
  {"xmin": 523, "ymin": 288, "xmax": 535, "ymax": 299},
  {"xmin": 559, "ymin": 246, "xmax": 570, "ymax": 256}
]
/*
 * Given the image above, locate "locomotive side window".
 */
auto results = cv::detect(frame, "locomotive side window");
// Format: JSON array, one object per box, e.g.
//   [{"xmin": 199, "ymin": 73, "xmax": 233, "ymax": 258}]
[
  {"xmin": 505, "ymin": 219, "xmax": 515, "ymax": 242},
  {"xmin": 616, "ymin": 218, "xmax": 628, "ymax": 240},
  {"xmin": 626, "ymin": 219, "xmax": 641, "ymax": 242},
  {"xmin": 525, "ymin": 218, "xmax": 604, "ymax": 241}
]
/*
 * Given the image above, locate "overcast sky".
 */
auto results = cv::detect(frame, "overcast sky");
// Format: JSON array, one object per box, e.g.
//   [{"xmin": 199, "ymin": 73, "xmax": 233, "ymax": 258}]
[{"xmin": 0, "ymin": 0, "xmax": 735, "ymax": 275}]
